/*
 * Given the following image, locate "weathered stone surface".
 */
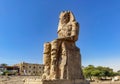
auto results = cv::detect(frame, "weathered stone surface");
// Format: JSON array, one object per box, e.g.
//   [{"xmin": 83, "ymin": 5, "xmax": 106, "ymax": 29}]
[
  {"xmin": 14, "ymin": 62, "xmax": 44, "ymax": 76},
  {"xmin": 42, "ymin": 11, "xmax": 84, "ymax": 80},
  {"xmin": 42, "ymin": 42, "xmax": 51, "ymax": 79},
  {"xmin": 57, "ymin": 11, "xmax": 79, "ymax": 42}
]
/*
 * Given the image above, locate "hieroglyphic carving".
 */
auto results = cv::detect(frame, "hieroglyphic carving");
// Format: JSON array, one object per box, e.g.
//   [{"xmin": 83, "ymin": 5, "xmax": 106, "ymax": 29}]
[{"xmin": 42, "ymin": 11, "xmax": 84, "ymax": 80}]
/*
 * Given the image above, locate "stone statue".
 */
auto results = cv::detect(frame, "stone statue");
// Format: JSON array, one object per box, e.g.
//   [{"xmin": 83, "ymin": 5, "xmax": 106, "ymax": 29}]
[
  {"xmin": 57, "ymin": 11, "xmax": 79, "ymax": 41},
  {"xmin": 24, "ymin": 11, "xmax": 90, "ymax": 84},
  {"xmin": 42, "ymin": 11, "xmax": 84, "ymax": 80}
]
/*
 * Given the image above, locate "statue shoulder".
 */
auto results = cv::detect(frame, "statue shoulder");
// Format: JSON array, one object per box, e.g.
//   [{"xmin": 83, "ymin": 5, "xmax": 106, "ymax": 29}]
[
  {"xmin": 71, "ymin": 21, "xmax": 79, "ymax": 31},
  {"xmin": 72, "ymin": 21, "xmax": 79, "ymax": 27}
]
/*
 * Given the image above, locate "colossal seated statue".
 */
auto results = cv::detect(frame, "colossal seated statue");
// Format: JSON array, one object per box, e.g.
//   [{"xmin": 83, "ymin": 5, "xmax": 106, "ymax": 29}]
[{"xmin": 42, "ymin": 11, "xmax": 84, "ymax": 80}]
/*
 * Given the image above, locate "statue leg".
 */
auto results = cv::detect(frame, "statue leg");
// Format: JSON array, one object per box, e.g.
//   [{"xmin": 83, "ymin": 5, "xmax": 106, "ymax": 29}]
[
  {"xmin": 60, "ymin": 41, "xmax": 67, "ymax": 79},
  {"xmin": 42, "ymin": 42, "xmax": 51, "ymax": 80},
  {"xmin": 50, "ymin": 40, "xmax": 60, "ymax": 79}
]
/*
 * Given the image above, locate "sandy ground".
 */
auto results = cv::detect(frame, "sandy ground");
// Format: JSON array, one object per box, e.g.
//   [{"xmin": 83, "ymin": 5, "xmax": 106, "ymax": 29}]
[
  {"xmin": 91, "ymin": 81, "xmax": 120, "ymax": 84},
  {"xmin": 0, "ymin": 76, "xmax": 41, "ymax": 84},
  {"xmin": 0, "ymin": 76, "xmax": 120, "ymax": 84}
]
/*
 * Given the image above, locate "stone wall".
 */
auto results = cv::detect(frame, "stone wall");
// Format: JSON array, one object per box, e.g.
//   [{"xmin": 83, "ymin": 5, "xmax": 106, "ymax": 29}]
[{"xmin": 14, "ymin": 62, "xmax": 44, "ymax": 76}]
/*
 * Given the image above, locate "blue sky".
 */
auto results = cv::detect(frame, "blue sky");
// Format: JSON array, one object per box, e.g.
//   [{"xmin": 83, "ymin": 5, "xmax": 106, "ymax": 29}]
[{"xmin": 0, "ymin": 0, "xmax": 120, "ymax": 71}]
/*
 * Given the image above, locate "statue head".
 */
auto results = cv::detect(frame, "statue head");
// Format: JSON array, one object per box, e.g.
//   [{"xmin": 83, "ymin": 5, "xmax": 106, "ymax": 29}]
[
  {"xmin": 60, "ymin": 12, "xmax": 70, "ymax": 24},
  {"xmin": 59, "ymin": 11, "xmax": 75, "ymax": 24},
  {"xmin": 58, "ymin": 11, "xmax": 76, "ymax": 32}
]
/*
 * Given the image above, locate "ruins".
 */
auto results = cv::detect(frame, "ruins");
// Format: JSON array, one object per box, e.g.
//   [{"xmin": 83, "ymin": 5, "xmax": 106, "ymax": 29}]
[
  {"xmin": 24, "ymin": 11, "xmax": 89, "ymax": 84},
  {"xmin": 14, "ymin": 62, "xmax": 44, "ymax": 76}
]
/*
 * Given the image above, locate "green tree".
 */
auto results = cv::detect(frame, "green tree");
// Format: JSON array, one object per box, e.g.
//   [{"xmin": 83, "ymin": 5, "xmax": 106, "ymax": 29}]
[
  {"xmin": 117, "ymin": 70, "xmax": 120, "ymax": 76},
  {"xmin": 83, "ymin": 65, "xmax": 95, "ymax": 80},
  {"xmin": 0, "ymin": 63, "xmax": 8, "ymax": 67},
  {"xmin": 91, "ymin": 69, "xmax": 100, "ymax": 76},
  {"xmin": 83, "ymin": 65, "xmax": 116, "ymax": 80},
  {"xmin": 117, "ymin": 70, "xmax": 120, "ymax": 72},
  {"xmin": 0, "ymin": 63, "xmax": 8, "ymax": 75}
]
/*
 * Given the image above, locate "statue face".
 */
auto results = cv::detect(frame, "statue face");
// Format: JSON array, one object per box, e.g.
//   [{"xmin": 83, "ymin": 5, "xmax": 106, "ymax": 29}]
[{"xmin": 61, "ymin": 13, "xmax": 70, "ymax": 24}]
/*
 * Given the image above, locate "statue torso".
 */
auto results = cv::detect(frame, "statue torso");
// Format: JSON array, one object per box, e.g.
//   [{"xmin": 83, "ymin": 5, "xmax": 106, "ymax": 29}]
[{"xmin": 58, "ymin": 23, "xmax": 72, "ymax": 38}]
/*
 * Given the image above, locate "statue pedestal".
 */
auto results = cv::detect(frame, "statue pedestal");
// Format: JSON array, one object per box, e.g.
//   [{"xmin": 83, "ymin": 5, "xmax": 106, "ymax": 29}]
[{"xmin": 24, "ymin": 79, "xmax": 90, "ymax": 84}]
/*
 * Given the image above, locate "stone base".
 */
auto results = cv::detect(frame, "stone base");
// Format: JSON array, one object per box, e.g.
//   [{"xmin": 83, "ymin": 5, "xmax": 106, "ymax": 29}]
[{"xmin": 24, "ymin": 79, "xmax": 90, "ymax": 84}]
